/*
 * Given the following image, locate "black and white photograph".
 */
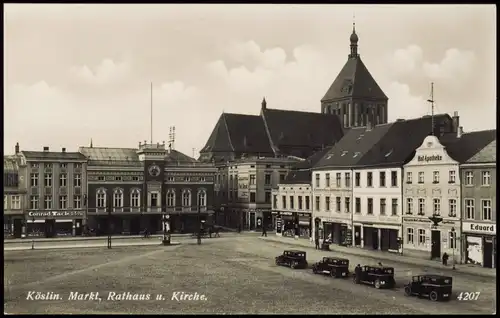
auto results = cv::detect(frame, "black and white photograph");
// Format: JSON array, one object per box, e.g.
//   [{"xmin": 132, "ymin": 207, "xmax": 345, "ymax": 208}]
[{"xmin": 3, "ymin": 3, "xmax": 496, "ymax": 315}]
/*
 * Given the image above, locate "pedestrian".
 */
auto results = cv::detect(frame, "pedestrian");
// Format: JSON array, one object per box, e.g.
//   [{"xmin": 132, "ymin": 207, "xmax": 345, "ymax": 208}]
[
  {"xmin": 237, "ymin": 224, "xmax": 241, "ymax": 233},
  {"xmin": 442, "ymin": 252, "xmax": 449, "ymax": 266},
  {"xmin": 315, "ymin": 236, "xmax": 320, "ymax": 250},
  {"xmin": 378, "ymin": 262, "xmax": 383, "ymax": 267},
  {"xmin": 262, "ymin": 226, "xmax": 267, "ymax": 237},
  {"xmin": 354, "ymin": 264, "xmax": 362, "ymax": 282}
]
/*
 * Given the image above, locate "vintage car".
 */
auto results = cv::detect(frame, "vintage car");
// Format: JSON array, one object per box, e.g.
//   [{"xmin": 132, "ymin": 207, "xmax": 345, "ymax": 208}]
[
  {"xmin": 352, "ymin": 265, "xmax": 396, "ymax": 289},
  {"xmin": 312, "ymin": 257, "xmax": 349, "ymax": 278},
  {"xmin": 404, "ymin": 275, "xmax": 453, "ymax": 301},
  {"xmin": 275, "ymin": 250, "xmax": 308, "ymax": 269}
]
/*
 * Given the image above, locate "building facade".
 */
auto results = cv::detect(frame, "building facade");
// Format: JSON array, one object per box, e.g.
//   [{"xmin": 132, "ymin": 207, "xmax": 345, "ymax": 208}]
[
  {"xmin": 352, "ymin": 167, "xmax": 403, "ymax": 252},
  {"xmin": 81, "ymin": 143, "xmax": 215, "ymax": 235},
  {"xmin": 19, "ymin": 147, "xmax": 88, "ymax": 237},
  {"xmin": 312, "ymin": 169, "xmax": 353, "ymax": 246},
  {"xmin": 403, "ymin": 135, "xmax": 461, "ymax": 261},
  {"xmin": 461, "ymin": 139, "xmax": 496, "ymax": 268},
  {"xmin": 214, "ymin": 157, "xmax": 297, "ymax": 231},
  {"xmin": 272, "ymin": 182, "xmax": 312, "ymax": 239},
  {"xmin": 4, "ymin": 144, "xmax": 25, "ymax": 238}
]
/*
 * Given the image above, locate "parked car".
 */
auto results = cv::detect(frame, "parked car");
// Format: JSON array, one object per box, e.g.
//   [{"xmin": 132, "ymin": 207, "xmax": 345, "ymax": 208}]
[
  {"xmin": 404, "ymin": 275, "xmax": 453, "ymax": 301},
  {"xmin": 352, "ymin": 265, "xmax": 396, "ymax": 289},
  {"xmin": 312, "ymin": 257, "xmax": 349, "ymax": 278},
  {"xmin": 275, "ymin": 250, "xmax": 308, "ymax": 269}
]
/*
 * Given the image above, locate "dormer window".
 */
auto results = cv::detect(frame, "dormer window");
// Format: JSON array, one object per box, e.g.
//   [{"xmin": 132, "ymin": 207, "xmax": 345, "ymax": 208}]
[
  {"xmin": 341, "ymin": 151, "xmax": 348, "ymax": 157},
  {"xmin": 353, "ymin": 152, "xmax": 361, "ymax": 158},
  {"xmin": 385, "ymin": 149, "xmax": 394, "ymax": 157}
]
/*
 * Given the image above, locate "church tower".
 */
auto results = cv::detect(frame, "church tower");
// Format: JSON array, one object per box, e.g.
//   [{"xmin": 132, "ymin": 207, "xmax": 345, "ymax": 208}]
[{"xmin": 321, "ymin": 23, "xmax": 388, "ymax": 128}]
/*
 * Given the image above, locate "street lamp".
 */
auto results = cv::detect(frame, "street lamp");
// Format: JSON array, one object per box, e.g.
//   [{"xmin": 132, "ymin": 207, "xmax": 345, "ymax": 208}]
[
  {"xmin": 451, "ymin": 227, "xmax": 456, "ymax": 270},
  {"xmin": 197, "ymin": 193, "xmax": 202, "ymax": 245},
  {"xmin": 107, "ymin": 208, "xmax": 112, "ymax": 249},
  {"xmin": 162, "ymin": 213, "xmax": 171, "ymax": 245}
]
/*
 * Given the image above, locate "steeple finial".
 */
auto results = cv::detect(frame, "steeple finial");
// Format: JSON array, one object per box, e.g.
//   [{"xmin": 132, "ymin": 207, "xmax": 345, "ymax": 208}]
[
  {"xmin": 349, "ymin": 16, "xmax": 359, "ymax": 59},
  {"xmin": 261, "ymin": 97, "xmax": 267, "ymax": 110},
  {"xmin": 90, "ymin": 138, "xmax": 93, "ymax": 148},
  {"xmin": 353, "ymin": 13, "xmax": 356, "ymax": 33}
]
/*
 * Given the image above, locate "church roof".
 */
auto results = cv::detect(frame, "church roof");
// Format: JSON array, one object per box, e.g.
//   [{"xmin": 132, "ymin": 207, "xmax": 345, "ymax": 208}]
[
  {"xmin": 262, "ymin": 108, "xmax": 344, "ymax": 152},
  {"xmin": 321, "ymin": 56, "xmax": 387, "ymax": 102}
]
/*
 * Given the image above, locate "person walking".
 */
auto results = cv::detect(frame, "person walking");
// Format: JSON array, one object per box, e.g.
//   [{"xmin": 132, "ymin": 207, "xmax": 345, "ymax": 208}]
[
  {"xmin": 442, "ymin": 252, "xmax": 449, "ymax": 266},
  {"xmin": 315, "ymin": 236, "xmax": 320, "ymax": 250},
  {"xmin": 262, "ymin": 226, "xmax": 268, "ymax": 237}
]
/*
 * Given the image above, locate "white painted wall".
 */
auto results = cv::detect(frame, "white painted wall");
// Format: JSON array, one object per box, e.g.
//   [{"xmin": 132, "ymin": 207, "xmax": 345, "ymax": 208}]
[{"xmin": 272, "ymin": 183, "xmax": 312, "ymax": 214}]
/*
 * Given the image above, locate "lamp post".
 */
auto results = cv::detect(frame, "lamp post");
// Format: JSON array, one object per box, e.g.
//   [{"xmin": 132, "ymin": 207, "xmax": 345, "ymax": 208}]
[
  {"xmin": 107, "ymin": 208, "xmax": 112, "ymax": 249},
  {"xmin": 451, "ymin": 227, "xmax": 456, "ymax": 270},
  {"xmin": 197, "ymin": 193, "xmax": 201, "ymax": 245},
  {"xmin": 162, "ymin": 213, "xmax": 171, "ymax": 245}
]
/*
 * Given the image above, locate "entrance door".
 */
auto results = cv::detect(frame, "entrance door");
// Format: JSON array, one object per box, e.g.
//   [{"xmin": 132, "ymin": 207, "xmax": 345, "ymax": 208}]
[
  {"xmin": 45, "ymin": 220, "xmax": 56, "ymax": 238},
  {"xmin": 75, "ymin": 219, "xmax": 82, "ymax": 236},
  {"xmin": 13, "ymin": 219, "xmax": 22, "ymax": 238},
  {"xmin": 483, "ymin": 238, "xmax": 493, "ymax": 268},
  {"xmin": 431, "ymin": 230, "xmax": 441, "ymax": 259},
  {"xmin": 354, "ymin": 226, "xmax": 361, "ymax": 246},
  {"xmin": 372, "ymin": 228, "xmax": 379, "ymax": 250},
  {"xmin": 249, "ymin": 212, "xmax": 256, "ymax": 231}
]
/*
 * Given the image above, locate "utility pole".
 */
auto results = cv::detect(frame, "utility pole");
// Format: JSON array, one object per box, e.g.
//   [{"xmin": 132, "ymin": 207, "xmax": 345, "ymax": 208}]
[
  {"xmin": 426, "ymin": 82, "xmax": 435, "ymax": 135},
  {"xmin": 197, "ymin": 193, "xmax": 201, "ymax": 245}
]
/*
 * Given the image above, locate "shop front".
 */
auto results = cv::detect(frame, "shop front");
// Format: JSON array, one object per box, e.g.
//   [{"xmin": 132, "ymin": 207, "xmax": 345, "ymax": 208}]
[
  {"xmin": 25, "ymin": 210, "xmax": 85, "ymax": 238},
  {"xmin": 321, "ymin": 217, "xmax": 351, "ymax": 246},
  {"xmin": 4, "ymin": 213, "xmax": 24, "ymax": 238},
  {"xmin": 462, "ymin": 221, "xmax": 496, "ymax": 268},
  {"xmin": 356, "ymin": 222, "xmax": 401, "ymax": 252}
]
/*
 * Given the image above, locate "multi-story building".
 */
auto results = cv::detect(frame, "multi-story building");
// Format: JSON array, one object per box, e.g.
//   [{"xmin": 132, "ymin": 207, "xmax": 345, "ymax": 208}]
[
  {"xmin": 352, "ymin": 115, "xmax": 456, "ymax": 253},
  {"xmin": 312, "ymin": 124, "xmax": 393, "ymax": 247},
  {"xmin": 271, "ymin": 148, "xmax": 330, "ymax": 239},
  {"xmin": 4, "ymin": 143, "xmax": 25, "ymax": 238},
  {"xmin": 18, "ymin": 146, "xmax": 88, "ymax": 237},
  {"xmin": 215, "ymin": 157, "xmax": 298, "ymax": 231},
  {"xmin": 81, "ymin": 142, "xmax": 215, "ymax": 235},
  {"xmin": 461, "ymin": 137, "xmax": 497, "ymax": 268},
  {"xmin": 402, "ymin": 129, "xmax": 495, "ymax": 263}
]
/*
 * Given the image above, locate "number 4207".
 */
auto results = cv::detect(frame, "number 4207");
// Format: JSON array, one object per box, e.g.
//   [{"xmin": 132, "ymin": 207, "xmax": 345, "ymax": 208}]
[{"xmin": 457, "ymin": 292, "xmax": 480, "ymax": 301}]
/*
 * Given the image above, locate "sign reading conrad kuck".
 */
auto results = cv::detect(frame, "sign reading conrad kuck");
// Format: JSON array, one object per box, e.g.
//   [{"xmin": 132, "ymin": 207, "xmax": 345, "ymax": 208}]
[{"xmin": 28, "ymin": 211, "xmax": 85, "ymax": 218}]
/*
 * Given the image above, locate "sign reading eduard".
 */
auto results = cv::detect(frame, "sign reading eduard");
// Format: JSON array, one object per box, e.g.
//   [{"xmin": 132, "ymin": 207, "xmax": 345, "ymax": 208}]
[
  {"xmin": 417, "ymin": 155, "xmax": 442, "ymax": 162},
  {"xmin": 28, "ymin": 211, "xmax": 84, "ymax": 218}
]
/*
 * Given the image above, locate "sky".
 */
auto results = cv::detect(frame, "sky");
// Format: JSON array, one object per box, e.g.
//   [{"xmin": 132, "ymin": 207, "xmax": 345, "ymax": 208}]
[{"xmin": 4, "ymin": 4, "xmax": 496, "ymax": 158}]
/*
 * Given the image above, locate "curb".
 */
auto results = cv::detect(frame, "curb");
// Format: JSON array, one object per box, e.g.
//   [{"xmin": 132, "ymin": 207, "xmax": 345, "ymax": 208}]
[
  {"xmin": 4, "ymin": 242, "xmax": 181, "ymax": 251},
  {"xmin": 3, "ymin": 234, "xmax": 192, "ymax": 244},
  {"xmin": 260, "ymin": 237, "xmax": 495, "ymax": 279}
]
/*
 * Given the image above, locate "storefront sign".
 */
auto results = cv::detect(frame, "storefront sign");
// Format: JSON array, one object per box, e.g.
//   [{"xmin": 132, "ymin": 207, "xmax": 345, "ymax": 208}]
[
  {"xmin": 463, "ymin": 222, "xmax": 496, "ymax": 235},
  {"xmin": 28, "ymin": 211, "xmax": 84, "ymax": 218},
  {"xmin": 403, "ymin": 217, "xmax": 456, "ymax": 226},
  {"xmin": 418, "ymin": 154, "xmax": 442, "ymax": 162}
]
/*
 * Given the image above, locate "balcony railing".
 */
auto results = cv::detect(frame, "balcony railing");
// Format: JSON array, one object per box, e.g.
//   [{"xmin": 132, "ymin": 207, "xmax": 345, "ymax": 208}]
[{"xmin": 87, "ymin": 206, "xmax": 211, "ymax": 213}]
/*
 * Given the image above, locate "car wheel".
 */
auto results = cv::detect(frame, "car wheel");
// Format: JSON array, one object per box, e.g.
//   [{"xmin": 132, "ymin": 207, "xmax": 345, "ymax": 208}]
[
  {"xmin": 374, "ymin": 280, "xmax": 381, "ymax": 289},
  {"xmin": 312, "ymin": 267, "xmax": 317, "ymax": 274},
  {"xmin": 275, "ymin": 259, "xmax": 279, "ymax": 266},
  {"xmin": 429, "ymin": 291, "xmax": 439, "ymax": 301},
  {"xmin": 352, "ymin": 275, "xmax": 358, "ymax": 284},
  {"xmin": 330, "ymin": 270, "xmax": 337, "ymax": 278},
  {"xmin": 291, "ymin": 261, "xmax": 297, "ymax": 269},
  {"xmin": 404, "ymin": 286, "xmax": 412, "ymax": 296}
]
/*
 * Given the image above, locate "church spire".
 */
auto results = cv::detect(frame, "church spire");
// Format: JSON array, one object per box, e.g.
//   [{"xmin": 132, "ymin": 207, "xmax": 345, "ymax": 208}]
[
  {"xmin": 90, "ymin": 138, "xmax": 93, "ymax": 148},
  {"xmin": 349, "ymin": 16, "xmax": 359, "ymax": 59}
]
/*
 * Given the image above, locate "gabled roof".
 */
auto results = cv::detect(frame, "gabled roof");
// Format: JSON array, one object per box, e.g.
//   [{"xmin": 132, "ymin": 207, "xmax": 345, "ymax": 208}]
[
  {"xmin": 357, "ymin": 114, "xmax": 452, "ymax": 167},
  {"xmin": 282, "ymin": 147, "xmax": 334, "ymax": 184},
  {"xmin": 321, "ymin": 56, "xmax": 387, "ymax": 102},
  {"xmin": 262, "ymin": 108, "xmax": 344, "ymax": 151},
  {"xmin": 441, "ymin": 130, "xmax": 497, "ymax": 164},
  {"xmin": 21, "ymin": 151, "xmax": 87, "ymax": 161},
  {"xmin": 200, "ymin": 113, "xmax": 274, "ymax": 155},
  {"xmin": 466, "ymin": 139, "xmax": 496, "ymax": 164},
  {"xmin": 314, "ymin": 124, "xmax": 393, "ymax": 169}
]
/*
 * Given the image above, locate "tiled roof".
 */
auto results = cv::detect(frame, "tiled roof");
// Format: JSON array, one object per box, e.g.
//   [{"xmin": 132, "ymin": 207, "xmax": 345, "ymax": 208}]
[
  {"xmin": 321, "ymin": 56, "xmax": 387, "ymax": 102},
  {"xmin": 293, "ymin": 146, "xmax": 334, "ymax": 170},
  {"xmin": 21, "ymin": 151, "xmax": 87, "ymax": 161},
  {"xmin": 79, "ymin": 147, "xmax": 139, "ymax": 161},
  {"xmin": 200, "ymin": 113, "xmax": 274, "ymax": 155},
  {"xmin": 165, "ymin": 150, "xmax": 198, "ymax": 164},
  {"xmin": 466, "ymin": 139, "xmax": 496, "ymax": 163},
  {"xmin": 357, "ymin": 114, "xmax": 452, "ymax": 167},
  {"xmin": 281, "ymin": 170, "xmax": 311, "ymax": 184},
  {"xmin": 314, "ymin": 124, "xmax": 393, "ymax": 169},
  {"xmin": 262, "ymin": 108, "xmax": 344, "ymax": 157},
  {"xmin": 441, "ymin": 130, "xmax": 497, "ymax": 164}
]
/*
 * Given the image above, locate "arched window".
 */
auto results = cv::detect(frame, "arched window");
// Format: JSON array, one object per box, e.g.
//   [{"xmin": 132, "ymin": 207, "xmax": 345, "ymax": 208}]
[
  {"xmin": 113, "ymin": 188, "xmax": 124, "ymax": 207},
  {"xmin": 182, "ymin": 189, "xmax": 191, "ymax": 207},
  {"xmin": 167, "ymin": 190, "xmax": 175, "ymax": 207},
  {"xmin": 131, "ymin": 188, "xmax": 141, "ymax": 208},
  {"xmin": 198, "ymin": 190, "xmax": 207, "ymax": 207},
  {"xmin": 96, "ymin": 188, "xmax": 106, "ymax": 208}
]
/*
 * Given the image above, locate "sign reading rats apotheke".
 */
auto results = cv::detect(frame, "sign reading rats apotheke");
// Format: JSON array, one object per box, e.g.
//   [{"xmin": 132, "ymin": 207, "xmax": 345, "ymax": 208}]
[
  {"xmin": 27, "ymin": 211, "xmax": 85, "ymax": 218},
  {"xmin": 417, "ymin": 154, "xmax": 442, "ymax": 163}
]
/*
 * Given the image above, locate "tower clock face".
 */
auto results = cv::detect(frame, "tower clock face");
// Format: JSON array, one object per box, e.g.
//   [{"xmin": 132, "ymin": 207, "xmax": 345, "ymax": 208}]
[{"xmin": 148, "ymin": 164, "xmax": 161, "ymax": 177}]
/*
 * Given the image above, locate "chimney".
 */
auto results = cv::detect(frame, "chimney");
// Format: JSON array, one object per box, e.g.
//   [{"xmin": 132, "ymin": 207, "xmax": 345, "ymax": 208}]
[
  {"xmin": 452, "ymin": 111, "xmax": 460, "ymax": 133},
  {"xmin": 15, "ymin": 142, "xmax": 19, "ymax": 155},
  {"xmin": 261, "ymin": 97, "xmax": 267, "ymax": 110},
  {"xmin": 43, "ymin": 146, "xmax": 49, "ymax": 152},
  {"xmin": 62, "ymin": 148, "xmax": 66, "ymax": 153},
  {"xmin": 457, "ymin": 126, "xmax": 463, "ymax": 138}
]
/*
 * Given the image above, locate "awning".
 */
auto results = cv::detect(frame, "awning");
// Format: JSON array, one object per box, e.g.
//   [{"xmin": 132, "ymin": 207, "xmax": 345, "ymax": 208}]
[
  {"xmin": 299, "ymin": 220, "xmax": 310, "ymax": 226},
  {"xmin": 56, "ymin": 220, "xmax": 73, "ymax": 223}
]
